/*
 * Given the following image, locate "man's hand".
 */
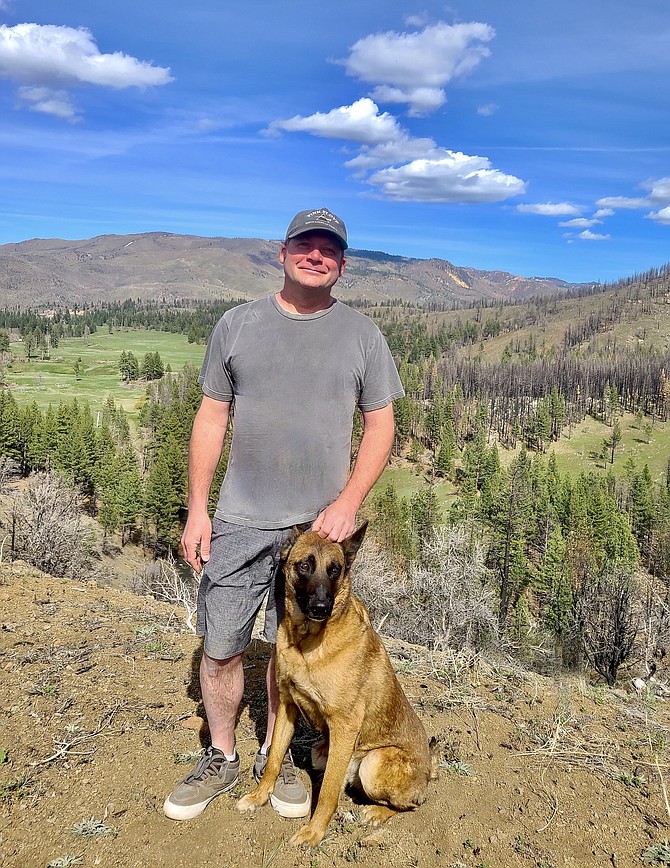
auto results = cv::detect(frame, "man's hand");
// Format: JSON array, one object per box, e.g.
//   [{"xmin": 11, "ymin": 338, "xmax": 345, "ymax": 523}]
[
  {"xmin": 312, "ymin": 404, "xmax": 394, "ymax": 543},
  {"xmin": 312, "ymin": 499, "xmax": 357, "ymax": 542},
  {"xmin": 180, "ymin": 511, "xmax": 212, "ymax": 573}
]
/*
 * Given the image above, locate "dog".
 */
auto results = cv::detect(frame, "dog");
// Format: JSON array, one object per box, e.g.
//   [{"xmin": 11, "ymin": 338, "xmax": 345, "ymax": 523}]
[{"xmin": 237, "ymin": 522, "xmax": 436, "ymax": 847}]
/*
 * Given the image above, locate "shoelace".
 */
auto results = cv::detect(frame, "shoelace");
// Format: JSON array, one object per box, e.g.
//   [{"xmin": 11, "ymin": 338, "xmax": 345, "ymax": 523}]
[
  {"xmin": 184, "ymin": 748, "xmax": 227, "ymax": 783},
  {"xmin": 280, "ymin": 751, "xmax": 297, "ymax": 784}
]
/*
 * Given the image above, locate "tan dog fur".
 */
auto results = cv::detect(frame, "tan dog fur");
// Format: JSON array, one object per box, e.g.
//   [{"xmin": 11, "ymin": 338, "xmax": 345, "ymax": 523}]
[{"xmin": 237, "ymin": 523, "xmax": 435, "ymax": 847}]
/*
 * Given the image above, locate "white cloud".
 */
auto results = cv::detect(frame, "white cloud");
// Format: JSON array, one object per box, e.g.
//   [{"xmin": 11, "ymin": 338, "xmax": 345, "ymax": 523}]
[
  {"xmin": 369, "ymin": 84, "xmax": 445, "ymax": 115},
  {"xmin": 366, "ymin": 150, "xmax": 526, "ymax": 203},
  {"xmin": 266, "ymin": 98, "xmax": 403, "ymax": 145},
  {"xmin": 517, "ymin": 202, "xmax": 581, "ymax": 217},
  {"xmin": 404, "ymin": 14, "xmax": 429, "ymax": 28},
  {"xmin": 559, "ymin": 217, "xmax": 602, "ymax": 228},
  {"xmin": 344, "ymin": 133, "xmax": 439, "ymax": 172},
  {"xmin": 0, "ymin": 23, "xmax": 172, "ymax": 118},
  {"xmin": 266, "ymin": 21, "xmax": 525, "ymax": 206},
  {"xmin": 342, "ymin": 21, "xmax": 494, "ymax": 115},
  {"xmin": 595, "ymin": 195, "xmax": 648, "ymax": 209},
  {"xmin": 646, "ymin": 206, "xmax": 670, "ymax": 225},
  {"xmin": 593, "ymin": 208, "xmax": 614, "ymax": 218},
  {"xmin": 594, "ymin": 179, "xmax": 670, "ymax": 219},
  {"xmin": 17, "ymin": 85, "xmax": 78, "ymax": 121},
  {"xmin": 268, "ymin": 96, "xmax": 525, "ymax": 204},
  {"xmin": 643, "ymin": 176, "xmax": 670, "ymax": 205},
  {"xmin": 196, "ymin": 118, "xmax": 221, "ymax": 132},
  {"xmin": 578, "ymin": 229, "xmax": 610, "ymax": 240},
  {"xmin": 477, "ymin": 103, "xmax": 498, "ymax": 116}
]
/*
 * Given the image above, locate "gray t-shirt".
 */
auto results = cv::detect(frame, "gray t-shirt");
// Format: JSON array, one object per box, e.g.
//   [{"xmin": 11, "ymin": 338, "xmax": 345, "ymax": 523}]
[{"xmin": 199, "ymin": 294, "xmax": 404, "ymax": 529}]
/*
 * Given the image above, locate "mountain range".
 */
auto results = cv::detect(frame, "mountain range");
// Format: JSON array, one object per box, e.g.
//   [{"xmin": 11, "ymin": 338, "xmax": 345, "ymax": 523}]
[{"xmin": 0, "ymin": 231, "xmax": 587, "ymax": 308}]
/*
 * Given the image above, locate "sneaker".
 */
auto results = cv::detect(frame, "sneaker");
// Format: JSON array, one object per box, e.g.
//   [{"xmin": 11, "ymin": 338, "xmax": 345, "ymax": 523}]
[
  {"xmin": 254, "ymin": 748, "xmax": 310, "ymax": 819},
  {"xmin": 163, "ymin": 746, "xmax": 240, "ymax": 820}
]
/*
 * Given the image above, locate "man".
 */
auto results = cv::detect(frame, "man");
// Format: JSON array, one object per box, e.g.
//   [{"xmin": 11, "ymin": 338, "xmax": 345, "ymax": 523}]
[{"xmin": 164, "ymin": 208, "xmax": 404, "ymax": 822}]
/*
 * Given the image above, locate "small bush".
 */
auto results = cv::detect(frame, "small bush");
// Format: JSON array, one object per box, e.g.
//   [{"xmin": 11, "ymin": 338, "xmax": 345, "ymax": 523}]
[
  {"xmin": 575, "ymin": 565, "xmax": 640, "ymax": 686},
  {"xmin": 135, "ymin": 551, "xmax": 199, "ymax": 632},
  {"xmin": 642, "ymin": 841, "xmax": 670, "ymax": 865},
  {"xmin": 11, "ymin": 472, "xmax": 94, "ymax": 579},
  {"xmin": 354, "ymin": 524, "xmax": 498, "ymax": 652},
  {"xmin": 70, "ymin": 816, "xmax": 115, "ymax": 837}
]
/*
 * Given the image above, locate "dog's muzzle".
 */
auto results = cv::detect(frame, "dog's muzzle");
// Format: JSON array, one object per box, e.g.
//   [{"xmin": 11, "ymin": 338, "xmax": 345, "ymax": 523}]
[{"xmin": 304, "ymin": 586, "xmax": 334, "ymax": 621}]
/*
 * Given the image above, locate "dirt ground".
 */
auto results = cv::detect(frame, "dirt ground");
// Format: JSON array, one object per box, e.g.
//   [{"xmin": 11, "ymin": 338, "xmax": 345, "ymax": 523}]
[{"xmin": 2, "ymin": 560, "xmax": 670, "ymax": 868}]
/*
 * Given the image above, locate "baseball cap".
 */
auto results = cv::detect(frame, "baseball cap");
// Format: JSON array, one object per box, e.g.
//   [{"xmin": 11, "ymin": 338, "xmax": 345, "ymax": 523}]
[{"xmin": 284, "ymin": 208, "xmax": 348, "ymax": 250}]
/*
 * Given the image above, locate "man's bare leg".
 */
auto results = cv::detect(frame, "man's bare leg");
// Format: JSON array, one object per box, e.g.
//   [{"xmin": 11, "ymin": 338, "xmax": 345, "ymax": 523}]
[{"xmin": 200, "ymin": 650, "xmax": 244, "ymax": 755}]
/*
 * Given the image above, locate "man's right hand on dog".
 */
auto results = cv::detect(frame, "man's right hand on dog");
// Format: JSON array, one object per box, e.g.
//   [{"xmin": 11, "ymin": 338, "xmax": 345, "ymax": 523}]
[{"xmin": 312, "ymin": 499, "xmax": 357, "ymax": 543}]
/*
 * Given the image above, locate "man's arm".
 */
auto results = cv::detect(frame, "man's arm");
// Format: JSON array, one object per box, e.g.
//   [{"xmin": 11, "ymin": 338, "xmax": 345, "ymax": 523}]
[
  {"xmin": 180, "ymin": 395, "xmax": 231, "ymax": 571},
  {"xmin": 312, "ymin": 403, "xmax": 395, "ymax": 542}
]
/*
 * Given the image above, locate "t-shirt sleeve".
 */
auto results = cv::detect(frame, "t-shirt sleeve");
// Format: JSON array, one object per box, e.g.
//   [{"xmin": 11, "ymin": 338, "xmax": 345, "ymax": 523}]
[
  {"xmin": 358, "ymin": 326, "xmax": 405, "ymax": 411},
  {"xmin": 198, "ymin": 316, "xmax": 234, "ymax": 401}
]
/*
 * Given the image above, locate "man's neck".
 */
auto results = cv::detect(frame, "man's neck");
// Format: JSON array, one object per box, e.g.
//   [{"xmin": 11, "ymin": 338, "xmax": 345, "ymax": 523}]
[{"xmin": 275, "ymin": 288, "xmax": 336, "ymax": 315}]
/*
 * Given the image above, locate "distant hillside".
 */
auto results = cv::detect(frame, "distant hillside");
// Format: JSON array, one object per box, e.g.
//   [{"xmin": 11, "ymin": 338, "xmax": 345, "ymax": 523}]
[{"xmin": 0, "ymin": 232, "xmax": 585, "ymax": 308}]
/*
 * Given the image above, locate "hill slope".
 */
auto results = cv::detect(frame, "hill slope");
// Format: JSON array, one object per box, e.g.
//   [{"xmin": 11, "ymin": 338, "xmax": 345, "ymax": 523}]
[
  {"xmin": 0, "ymin": 232, "xmax": 583, "ymax": 308},
  {"xmin": 1, "ymin": 561, "xmax": 668, "ymax": 868}
]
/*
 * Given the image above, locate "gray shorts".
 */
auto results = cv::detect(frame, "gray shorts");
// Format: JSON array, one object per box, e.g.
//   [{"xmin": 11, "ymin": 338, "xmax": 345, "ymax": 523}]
[{"xmin": 196, "ymin": 518, "xmax": 293, "ymax": 660}]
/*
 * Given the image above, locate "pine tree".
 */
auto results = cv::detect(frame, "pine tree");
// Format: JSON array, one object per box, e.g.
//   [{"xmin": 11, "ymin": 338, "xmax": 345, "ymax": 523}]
[
  {"xmin": 537, "ymin": 524, "xmax": 572, "ymax": 641},
  {"xmin": 0, "ymin": 390, "xmax": 21, "ymax": 461},
  {"xmin": 374, "ymin": 482, "xmax": 412, "ymax": 563},
  {"xmin": 627, "ymin": 465, "xmax": 656, "ymax": 564},
  {"xmin": 435, "ymin": 422, "xmax": 456, "ymax": 477},
  {"xmin": 145, "ymin": 434, "xmax": 186, "ymax": 551},
  {"xmin": 409, "ymin": 488, "xmax": 441, "ymax": 563},
  {"xmin": 609, "ymin": 419, "xmax": 622, "ymax": 464},
  {"xmin": 489, "ymin": 450, "xmax": 533, "ymax": 630}
]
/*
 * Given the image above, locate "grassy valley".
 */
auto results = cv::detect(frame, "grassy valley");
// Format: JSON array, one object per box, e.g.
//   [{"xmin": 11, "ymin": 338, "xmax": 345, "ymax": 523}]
[{"xmin": 5, "ymin": 329, "xmax": 206, "ymax": 421}]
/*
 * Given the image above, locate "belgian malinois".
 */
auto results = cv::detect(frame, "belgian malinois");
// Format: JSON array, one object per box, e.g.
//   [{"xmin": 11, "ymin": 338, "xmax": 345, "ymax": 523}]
[{"xmin": 238, "ymin": 522, "xmax": 436, "ymax": 847}]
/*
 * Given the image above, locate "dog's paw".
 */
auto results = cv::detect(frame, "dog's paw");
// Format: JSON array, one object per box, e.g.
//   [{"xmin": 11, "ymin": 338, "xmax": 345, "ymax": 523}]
[
  {"xmin": 237, "ymin": 792, "xmax": 265, "ymax": 813},
  {"xmin": 289, "ymin": 823, "xmax": 326, "ymax": 848},
  {"xmin": 359, "ymin": 804, "xmax": 396, "ymax": 826}
]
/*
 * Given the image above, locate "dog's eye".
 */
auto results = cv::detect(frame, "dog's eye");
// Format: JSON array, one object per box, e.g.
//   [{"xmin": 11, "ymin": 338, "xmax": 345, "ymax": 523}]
[
  {"xmin": 297, "ymin": 560, "xmax": 311, "ymax": 575},
  {"xmin": 327, "ymin": 563, "xmax": 341, "ymax": 579}
]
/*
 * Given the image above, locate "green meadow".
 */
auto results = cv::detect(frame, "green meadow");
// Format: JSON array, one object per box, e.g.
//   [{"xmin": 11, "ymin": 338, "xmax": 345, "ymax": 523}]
[
  {"xmin": 548, "ymin": 412, "xmax": 670, "ymax": 482},
  {"xmin": 6, "ymin": 330, "xmax": 207, "ymax": 422}
]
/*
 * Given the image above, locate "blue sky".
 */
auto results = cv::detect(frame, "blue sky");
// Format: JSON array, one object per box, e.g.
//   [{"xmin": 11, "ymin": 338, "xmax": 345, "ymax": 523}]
[{"xmin": 1, "ymin": 1, "xmax": 669, "ymax": 284}]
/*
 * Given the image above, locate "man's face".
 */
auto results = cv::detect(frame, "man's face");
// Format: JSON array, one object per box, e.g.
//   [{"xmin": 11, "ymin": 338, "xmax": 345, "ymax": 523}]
[{"xmin": 279, "ymin": 231, "xmax": 346, "ymax": 293}]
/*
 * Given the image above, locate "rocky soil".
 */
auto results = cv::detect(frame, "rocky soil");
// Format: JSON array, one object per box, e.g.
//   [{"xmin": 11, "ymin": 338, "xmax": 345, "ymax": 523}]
[{"xmin": 2, "ymin": 560, "xmax": 670, "ymax": 868}]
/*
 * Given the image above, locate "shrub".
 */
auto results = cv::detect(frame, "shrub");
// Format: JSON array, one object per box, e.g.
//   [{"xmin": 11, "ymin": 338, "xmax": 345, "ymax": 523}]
[
  {"xmin": 10, "ymin": 472, "xmax": 95, "ymax": 579},
  {"xmin": 135, "ymin": 551, "xmax": 199, "ymax": 632},
  {"xmin": 575, "ymin": 565, "xmax": 640, "ymax": 686},
  {"xmin": 354, "ymin": 524, "xmax": 498, "ymax": 652}
]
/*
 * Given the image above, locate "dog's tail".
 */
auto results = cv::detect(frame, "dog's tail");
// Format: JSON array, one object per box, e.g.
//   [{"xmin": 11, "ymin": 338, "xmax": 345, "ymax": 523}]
[{"xmin": 428, "ymin": 736, "xmax": 440, "ymax": 780}]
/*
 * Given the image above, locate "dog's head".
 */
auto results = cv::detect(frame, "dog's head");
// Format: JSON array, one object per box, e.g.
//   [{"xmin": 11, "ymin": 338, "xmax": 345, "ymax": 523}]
[{"xmin": 280, "ymin": 522, "xmax": 368, "ymax": 624}]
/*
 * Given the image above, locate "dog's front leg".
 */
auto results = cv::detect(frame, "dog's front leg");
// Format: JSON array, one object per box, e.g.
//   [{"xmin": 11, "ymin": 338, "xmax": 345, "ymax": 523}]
[
  {"xmin": 290, "ymin": 729, "xmax": 357, "ymax": 848},
  {"xmin": 237, "ymin": 699, "xmax": 298, "ymax": 813}
]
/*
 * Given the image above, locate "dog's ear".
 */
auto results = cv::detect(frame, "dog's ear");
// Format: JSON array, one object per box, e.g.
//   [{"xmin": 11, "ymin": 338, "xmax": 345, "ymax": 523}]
[
  {"xmin": 280, "ymin": 524, "xmax": 310, "ymax": 561},
  {"xmin": 341, "ymin": 521, "xmax": 368, "ymax": 570}
]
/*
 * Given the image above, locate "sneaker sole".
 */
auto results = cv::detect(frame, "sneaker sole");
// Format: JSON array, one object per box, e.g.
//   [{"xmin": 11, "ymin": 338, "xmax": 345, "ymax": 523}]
[
  {"xmin": 163, "ymin": 777, "xmax": 239, "ymax": 821},
  {"xmin": 163, "ymin": 794, "xmax": 215, "ymax": 821},
  {"xmin": 269, "ymin": 792, "xmax": 311, "ymax": 819}
]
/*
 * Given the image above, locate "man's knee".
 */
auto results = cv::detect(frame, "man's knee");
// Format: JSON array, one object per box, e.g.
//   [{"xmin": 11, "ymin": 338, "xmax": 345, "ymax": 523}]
[{"xmin": 201, "ymin": 649, "xmax": 243, "ymax": 677}]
